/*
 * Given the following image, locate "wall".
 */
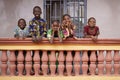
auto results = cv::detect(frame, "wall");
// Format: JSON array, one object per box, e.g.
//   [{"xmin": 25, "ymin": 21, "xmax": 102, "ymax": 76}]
[
  {"xmin": 0, "ymin": 0, "xmax": 43, "ymax": 37},
  {"xmin": 0, "ymin": 0, "xmax": 120, "ymax": 38},
  {"xmin": 87, "ymin": 0, "xmax": 120, "ymax": 38}
]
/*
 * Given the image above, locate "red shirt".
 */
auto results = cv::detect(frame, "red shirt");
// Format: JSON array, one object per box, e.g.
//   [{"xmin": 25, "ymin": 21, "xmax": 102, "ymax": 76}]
[{"xmin": 84, "ymin": 25, "xmax": 100, "ymax": 36}]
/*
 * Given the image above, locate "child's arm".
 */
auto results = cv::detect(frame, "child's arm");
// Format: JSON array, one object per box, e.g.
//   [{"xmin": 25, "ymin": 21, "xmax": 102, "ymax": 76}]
[
  {"xmin": 43, "ymin": 22, "xmax": 47, "ymax": 37},
  {"xmin": 84, "ymin": 27, "xmax": 100, "ymax": 41},
  {"xmin": 14, "ymin": 27, "xmax": 19, "ymax": 38}
]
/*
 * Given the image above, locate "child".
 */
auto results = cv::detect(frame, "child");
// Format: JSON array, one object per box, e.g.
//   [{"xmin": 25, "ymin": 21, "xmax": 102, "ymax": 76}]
[
  {"xmin": 83, "ymin": 17, "xmax": 100, "ymax": 41},
  {"xmin": 83, "ymin": 17, "xmax": 100, "ymax": 75},
  {"xmin": 14, "ymin": 18, "xmax": 28, "ymax": 75},
  {"xmin": 28, "ymin": 6, "xmax": 47, "ymax": 42},
  {"xmin": 28, "ymin": 6, "xmax": 47, "ymax": 75},
  {"xmin": 14, "ymin": 18, "xmax": 28, "ymax": 38},
  {"xmin": 61, "ymin": 14, "xmax": 77, "ymax": 40},
  {"xmin": 47, "ymin": 20, "xmax": 63, "ymax": 43}
]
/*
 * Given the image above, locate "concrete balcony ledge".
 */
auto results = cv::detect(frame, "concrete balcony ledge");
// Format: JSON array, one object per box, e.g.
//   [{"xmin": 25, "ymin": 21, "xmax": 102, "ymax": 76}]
[{"xmin": 0, "ymin": 38, "xmax": 120, "ymax": 50}]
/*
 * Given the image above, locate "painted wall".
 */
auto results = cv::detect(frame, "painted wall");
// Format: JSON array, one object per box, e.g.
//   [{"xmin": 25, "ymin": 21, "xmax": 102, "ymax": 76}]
[
  {"xmin": 0, "ymin": 0, "xmax": 43, "ymax": 37},
  {"xmin": 0, "ymin": 0, "xmax": 120, "ymax": 38},
  {"xmin": 87, "ymin": 0, "xmax": 120, "ymax": 38}
]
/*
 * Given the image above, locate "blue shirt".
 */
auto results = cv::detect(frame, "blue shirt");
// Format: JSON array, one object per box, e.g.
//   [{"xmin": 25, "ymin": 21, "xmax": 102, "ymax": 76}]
[{"xmin": 14, "ymin": 26, "xmax": 29, "ymax": 38}]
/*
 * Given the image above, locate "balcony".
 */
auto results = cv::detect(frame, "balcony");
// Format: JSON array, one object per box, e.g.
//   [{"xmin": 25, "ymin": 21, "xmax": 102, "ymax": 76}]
[{"xmin": 0, "ymin": 38, "xmax": 120, "ymax": 80}]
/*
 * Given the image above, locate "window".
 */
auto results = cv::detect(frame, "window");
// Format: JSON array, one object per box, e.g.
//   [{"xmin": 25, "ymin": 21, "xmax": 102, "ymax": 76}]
[{"xmin": 44, "ymin": 0, "xmax": 87, "ymax": 37}]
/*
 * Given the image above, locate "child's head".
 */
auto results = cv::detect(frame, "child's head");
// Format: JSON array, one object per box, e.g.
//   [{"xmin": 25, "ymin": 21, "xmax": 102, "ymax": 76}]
[
  {"xmin": 33, "ymin": 6, "xmax": 42, "ymax": 18},
  {"xmin": 88, "ymin": 17, "xmax": 96, "ymax": 28},
  {"xmin": 52, "ymin": 20, "xmax": 60, "ymax": 31},
  {"xmin": 18, "ymin": 18, "xmax": 26, "ymax": 29},
  {"xmin": 62, "ymin": 14, "xmax": 71, "ymax": 23}
]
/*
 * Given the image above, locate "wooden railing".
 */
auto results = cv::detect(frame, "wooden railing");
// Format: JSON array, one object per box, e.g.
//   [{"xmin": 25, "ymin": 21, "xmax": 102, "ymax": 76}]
[{"xmin": 0, "ymin": 38, "xmax": 120, "ymax": 77}]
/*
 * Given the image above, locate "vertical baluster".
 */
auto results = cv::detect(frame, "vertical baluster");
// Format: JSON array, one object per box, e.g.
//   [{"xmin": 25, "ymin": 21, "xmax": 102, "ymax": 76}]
[
  {"xmin": 90, "ymin": 50, "xmax": 96, "ymax": 75},
  {"xmin": 9, "ymin": 50, "xmax": 16, "ymax": 76},
  {"xmin": 82, "ymin": 50, "xmax": 88, "ymax": 75},
  {"xmin": 66, "ymin": 50, "xmax": 72, "ymax": 76},
  {"xmin": 58, "ymin": 51, "xmax": 64, "ymax": 76},
  {"xmin": 1, "ymin": 50, "xmax": 8, "ymax": 76},
  {"xmin": 98, "ymin": 50, "xmax": 104, "ymax": 75},
  {"xmin": 25, "ymin": 50, "xmax": 32, "ymax": 76},
  {"xmin": 17, "ymin": 50, "xmax": 24, "ymax": 76},
  {"xmin": 33, "ymin": 50, "xmax": 40, "ymax": 76},
  {"xmin": 49, "ymin": 50, "xmax": 56, "ymax": 76},
  {"xmin": 106, "ymin": 50, "xmax": 112, "ymax": 75},
  {"xmin": 74, "ymin": 51, "xmax": 80, "ymax": 76},
  {"xmin": 41, "ymin": 50, "xmax": 48, "ymax": 76},
  {"xmin": 113, "ymin": 50, "xmax": 120, "ymax": 75}
]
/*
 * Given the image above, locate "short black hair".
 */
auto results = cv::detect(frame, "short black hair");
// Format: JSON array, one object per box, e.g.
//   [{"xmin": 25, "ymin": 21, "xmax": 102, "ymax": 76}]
[
  {"xmin": 52, "ymin": 20, "xmax": 59, "ymax": 24},
  {"xmin": 33, "ymin": 6, "xmax": 42, "ymax": 13},
  {"xmin": 62, "ymin": 14, "xmax": 71, "ymax": 20},
  {"xmin": 18, "ymin": 18, "xmax": 26, "ymax": 26},
  {"xmin": 88, "ymin": 17, "xmax": 96, "ymax": 23}
]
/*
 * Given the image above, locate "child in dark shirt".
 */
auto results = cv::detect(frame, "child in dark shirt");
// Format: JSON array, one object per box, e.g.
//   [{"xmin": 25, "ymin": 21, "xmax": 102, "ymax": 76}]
[{"xmin": 83, "ymin": 17, "xmax": 100, "ymax": 75}]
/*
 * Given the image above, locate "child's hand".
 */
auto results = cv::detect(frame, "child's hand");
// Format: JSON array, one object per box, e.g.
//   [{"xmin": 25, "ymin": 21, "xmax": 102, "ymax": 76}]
[
  {"xmin": 91, "ymin": 36, "xmax": 97, "ymax": 41},
  {"xmin": 57, "ymin": 24, "xmax": 61, "ymax": 31},
  {"xmin": 62, "ymin": 20, "xmax": 66, "ymax": 24},
  {"xmin": 52, "ymin": 24, "xmax": 55, "ymax": 31}
]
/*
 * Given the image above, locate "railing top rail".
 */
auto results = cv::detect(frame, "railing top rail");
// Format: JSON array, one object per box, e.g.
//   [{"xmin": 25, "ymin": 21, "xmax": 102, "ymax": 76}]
[{"xmin": 0, "ymin": 38, "xmax": 120, "ymax": 50}]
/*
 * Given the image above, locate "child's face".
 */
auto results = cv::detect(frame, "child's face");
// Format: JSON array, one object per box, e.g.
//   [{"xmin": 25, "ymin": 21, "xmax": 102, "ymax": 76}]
[
  {"xmin": 33, "ymin": 7, "xmax": 41, "ymax": 18},
  {"xmin": 63, "ymin": 16, "xmax": 71, "ymax": 23},
  {"xmin": 88, "ymin": 18, "xmax": 96, "ymax": 27},
  {"xmin": 18, "ymin": 20, "xmax": 26, "ymax": 29},
  {"xmin": 52, "ymin": 22, "xmax": 59, "ymax": 31}
]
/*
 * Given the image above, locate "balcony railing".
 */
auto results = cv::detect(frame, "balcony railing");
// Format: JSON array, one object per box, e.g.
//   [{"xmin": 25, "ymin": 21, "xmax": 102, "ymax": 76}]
[{"xmin": 0, "ymin": 38, "xmax": 120, "ymax": 78}]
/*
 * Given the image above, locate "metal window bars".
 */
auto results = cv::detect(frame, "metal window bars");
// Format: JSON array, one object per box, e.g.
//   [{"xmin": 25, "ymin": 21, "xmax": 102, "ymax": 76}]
[{"xmin": 44, "ymin": 0, "xmax": 87, "ymax": 38}]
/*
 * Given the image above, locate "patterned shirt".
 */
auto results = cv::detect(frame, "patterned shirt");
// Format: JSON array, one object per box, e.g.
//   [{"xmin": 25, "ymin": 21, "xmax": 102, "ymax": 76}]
[
  {"xmin": 47, "ymin": 29, "xmax": 63, "ymax": 39},
  {"xmin": 29, "ymin": 17, "xmax": 47, "ymax": 37},
  {"xmin": 14, "ymin": 26, "xmax": 29, "ymax": 38}
]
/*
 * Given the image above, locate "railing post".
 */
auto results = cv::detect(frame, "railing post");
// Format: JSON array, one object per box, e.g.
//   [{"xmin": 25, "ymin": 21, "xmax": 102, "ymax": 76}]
[
  {"xmin": 17, "ymin": 50, "xmax": 24, "ymax": 76},
  {"xmin": 106, "ymin": 50, "xmax": 112, "ymax": 75},
  {"xmin": 82, "ymin": 50, "xmax": 88, "ymax": 75},
  {"xmin": 73, "ymin": 51, "xmax": 80, "ymax": 76},
  {"xmin": 58, "ymin": 51, "xmax": 64, "ymax": 76},
  {"xmin": 9, "ymin": 50, "xmax": 16, "ymax": 76},
  {"xmin": 33, "ymin": 50, "xmax": 40, "ymax": 76},
  {"xmin": 25, "ymin": 50, "xmax": 32, "ymax": 76},
  {"xmin": 1, "ymin": 50, "xmax": 8, "ymax": 76},
  {"xmin": 90, "ymin": 50, "xmax": 97, "ymax": 75},
  {"xmin": 98, "ymin": 50, "xmax": 104, "ymax": 75},
  {"xmin": 113, "ymin": 50, "xmax": 120, "ymax": 75},
  {"xmin": 66, "ymin": 50, "xmax": 73, "ymax": 76},
  {"xmin": 49, "ymin": 50, "xmax": 56, "ymax": 76},
  {"xmin": 41, "ymin": 50, "xmax": 48, "ymax": 76}
]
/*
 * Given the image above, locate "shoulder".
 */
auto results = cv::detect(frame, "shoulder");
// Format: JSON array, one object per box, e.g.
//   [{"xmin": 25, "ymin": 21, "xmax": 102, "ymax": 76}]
[
  {"xmin": 47, "ymin": 29, "xmax": 52, "ymax": 32},
  {"xmin": 95, "ymin": 26, "xmax": 99, "ymax": 30},
  {"xmin": 84, "ymin": 25, "xmax": 89, "ymax": 30},
  {"xmin": 84, "ymin": 25, "xmax": 89, "ymax": 28},
  {"xmin": 15, "ymin": 26, "xmax": 20, "ymax": 30},
  {"xmin": 40, "ymin": 18, "xmax": 46, "ymax": 22}
]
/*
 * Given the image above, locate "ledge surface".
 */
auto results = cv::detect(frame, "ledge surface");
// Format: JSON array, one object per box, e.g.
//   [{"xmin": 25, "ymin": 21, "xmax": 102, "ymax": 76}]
[{"xmin": 0, "ymin": 38, "xmax": 120, "ymax": 50}]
